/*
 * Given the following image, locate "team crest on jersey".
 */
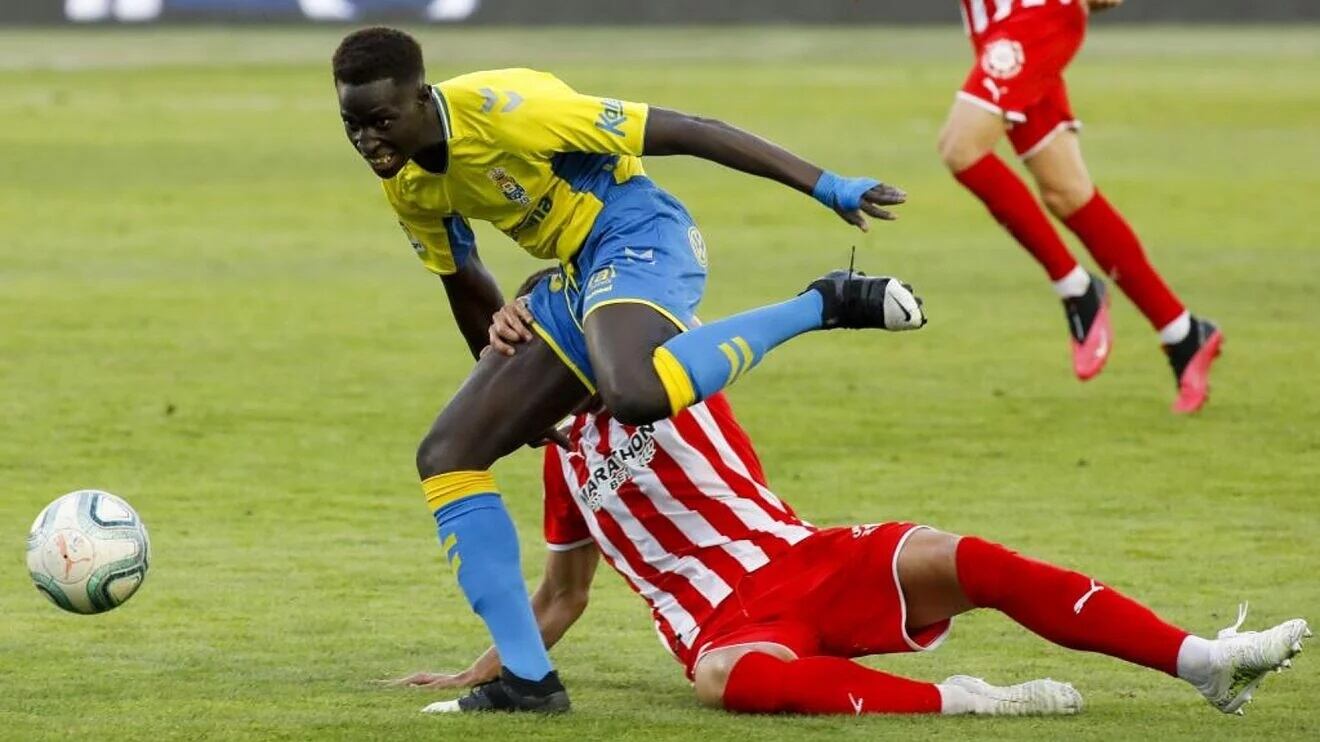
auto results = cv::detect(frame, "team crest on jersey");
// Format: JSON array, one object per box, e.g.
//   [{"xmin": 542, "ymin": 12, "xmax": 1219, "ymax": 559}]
[
  {"xmin": 574, "ymin": 423, "xmax": 657, "ymax": 511},
  {"xmin": 548, "ymin": 272, "xmax": 565, "ymax": 293},
  {"xmin": 487, "ymin": 167, "xmax": 532, "ymax": 207},
  {"xmin": 687, "ymin": 226, "xmax": 708, "ymax": 268},
  {"xmin": 398, "ymin": 222, "xmax": 425, "ymax": 256},
  {"xmin": 980, "ymin": 38, "xmax": 1025, "ymax": 80}
]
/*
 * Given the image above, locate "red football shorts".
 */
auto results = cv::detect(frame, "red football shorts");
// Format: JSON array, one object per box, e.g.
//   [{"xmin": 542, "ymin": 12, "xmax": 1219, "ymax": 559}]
[
  {"xmin": 680, "ymin": 523, "xmax": 952, "ymax": 678},
  {"xmin": 958, "ymin": 5, "xmax": 1087, "ymax": 158}
]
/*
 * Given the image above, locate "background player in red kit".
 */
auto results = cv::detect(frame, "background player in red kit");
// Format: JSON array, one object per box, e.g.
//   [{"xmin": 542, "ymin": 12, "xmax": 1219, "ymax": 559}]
[
  {"xmin": 388, "ymin": 284, "xmax": 1307, "ymax": 718},
  {"xmin": 940, "ymin": 0, "xmax": 1222, "ymax": 413}
]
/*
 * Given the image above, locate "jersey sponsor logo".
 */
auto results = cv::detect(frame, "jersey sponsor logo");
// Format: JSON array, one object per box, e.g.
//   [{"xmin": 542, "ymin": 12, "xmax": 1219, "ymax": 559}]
[
  {"xmin": 487, "ymin": 167, "xmax": 532, "ymax": 207},
  {"xmin": 574, "ymin": 423, "xmax": 657, "ymax": 511},
  {"xmin": 399, "ymin": 222, "xmax": 426, "ymax": 255},
  {"xmin": 596, "ymin": 98, "xmax": 628, "ymax": 137},
  {"xmin": 687, "ymin": 226, "xmax": 708, "ymax": 268},
  {"xmin": 980, "ymin": 38, "xmax": 1025, "ymax": 80},
  {"xmin": 585, "ymin": 265, "xmax": 616, "ymax": 301}
]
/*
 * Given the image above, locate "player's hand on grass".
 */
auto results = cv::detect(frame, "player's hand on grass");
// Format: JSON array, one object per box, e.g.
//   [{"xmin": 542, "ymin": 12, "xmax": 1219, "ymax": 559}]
[
  {"xmin": 812, "ymin": 172, "xmax": 907, "ymax": 233},
  {"xmin": 484, "ymin": 296, "xmax": 536, "ymax": 357},
  {"xmin": 380, "ymin": 669, "xmax": 482, "ymax": 689},
  {"xmin": 1087, "ymin": 0, "xmax": 1123, "ymax": 12}
]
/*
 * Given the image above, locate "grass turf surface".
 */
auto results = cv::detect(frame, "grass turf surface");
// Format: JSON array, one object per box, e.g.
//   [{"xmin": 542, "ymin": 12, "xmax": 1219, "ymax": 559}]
[{"xmin": 1, "ymin": 25, "xmax": 1318, "ymax": 741}]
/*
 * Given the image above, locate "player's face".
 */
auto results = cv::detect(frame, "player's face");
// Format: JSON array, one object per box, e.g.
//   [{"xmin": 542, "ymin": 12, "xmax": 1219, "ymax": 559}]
[{"xmin": 337, "ymin": 77, "xmax": 433, "ymax": 179}]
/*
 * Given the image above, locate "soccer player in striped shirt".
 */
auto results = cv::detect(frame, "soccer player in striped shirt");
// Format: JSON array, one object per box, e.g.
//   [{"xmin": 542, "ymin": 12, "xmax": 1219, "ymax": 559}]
[
  {"xmin": 390, "ymin": 277, "xmax": 1307, "ymax": 717},
  {"xmin": 940, "ymin": 0, "xmax": 1222, "ymax": 412},
  {"xmin": 334, "ymin": 28, "xmax": 923, "ymax": 712}
]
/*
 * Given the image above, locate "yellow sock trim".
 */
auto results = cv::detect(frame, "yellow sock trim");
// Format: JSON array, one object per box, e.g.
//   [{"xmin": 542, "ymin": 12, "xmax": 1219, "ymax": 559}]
[
  {"xmin": 440, "ymin": 533, "xmax": 463, "ymax": 574},
  {"xmin": 718, "ymin": 342, "xmax": 743, "ymax": 387},
  {"xmin": 422, "ymin": 471, "xmax": 498, "ymax": 513},
  {"xmin": 652, "ymin": 346, "xmax": 698, "ymax": 415},
  {"xmin": 733, "ymin": 337, "xmax": 756, "ymax": 373}
]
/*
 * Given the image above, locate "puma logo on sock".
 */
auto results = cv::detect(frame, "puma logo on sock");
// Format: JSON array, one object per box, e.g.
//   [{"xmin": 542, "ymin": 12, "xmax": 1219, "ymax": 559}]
[{"xmin": 1073, "ymin": 579, "xmax": 1104, "ymax": 614}]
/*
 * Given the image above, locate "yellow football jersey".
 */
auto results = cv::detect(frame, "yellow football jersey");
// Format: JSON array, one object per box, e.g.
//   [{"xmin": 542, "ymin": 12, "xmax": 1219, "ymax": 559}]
[{"xmin": 382, "ymin": 68, "xmax": 650, "ymax": 275}]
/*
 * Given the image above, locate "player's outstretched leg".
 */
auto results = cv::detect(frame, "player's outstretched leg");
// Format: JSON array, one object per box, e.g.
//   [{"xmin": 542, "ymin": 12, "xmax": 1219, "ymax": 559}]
[
  {"xmin": 703, "ymin": 648, "xmax": 1080, "ymax": 716},
  {"xmin": 414, "ymin": 337, "xmax": 590, "ymax": 713},
  {"xmin": 946, "ymin": 534, "xmax": 1310, "ymax": 714},
  {"xmin": 939, "ymin": 99, "xmax": 1111, "ymax": 381},
  {"xmin": 644, "ymin": 271, "xmax": 925, "ymax": 419}
]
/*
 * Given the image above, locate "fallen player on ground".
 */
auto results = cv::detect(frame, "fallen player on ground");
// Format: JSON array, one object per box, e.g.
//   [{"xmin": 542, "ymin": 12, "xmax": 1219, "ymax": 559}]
[{"xmin": 388, "ymin": 282, "xmax": 1307, "ymax": 717}]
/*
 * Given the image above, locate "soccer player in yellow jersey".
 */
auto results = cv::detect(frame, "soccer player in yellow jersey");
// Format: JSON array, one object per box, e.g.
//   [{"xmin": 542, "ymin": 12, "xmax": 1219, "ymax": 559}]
[{"xmin": 332, "ymin": 27, "xmax": 926, "ymax": 712}]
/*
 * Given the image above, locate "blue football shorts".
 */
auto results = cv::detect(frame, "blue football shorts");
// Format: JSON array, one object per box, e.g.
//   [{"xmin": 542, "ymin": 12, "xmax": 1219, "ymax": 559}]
[{"xmin": 526, "ymin": 176, "xmax": 708, "ymax": 390}]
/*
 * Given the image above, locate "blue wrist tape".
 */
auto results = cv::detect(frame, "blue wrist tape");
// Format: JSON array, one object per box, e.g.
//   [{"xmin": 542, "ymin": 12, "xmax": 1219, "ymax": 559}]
[{"xmin": 812, "ymin": 171, "xmax": 880, "ymax": 212}]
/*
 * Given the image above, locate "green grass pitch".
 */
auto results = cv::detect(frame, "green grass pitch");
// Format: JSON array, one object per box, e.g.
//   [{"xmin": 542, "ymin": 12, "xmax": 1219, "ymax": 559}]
[{"xmin": 1, "ymin": 25, "xmax": 1318, "ymax": 741}]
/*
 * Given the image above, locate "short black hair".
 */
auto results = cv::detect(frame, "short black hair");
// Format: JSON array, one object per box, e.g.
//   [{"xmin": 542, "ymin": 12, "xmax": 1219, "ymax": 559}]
[
  {"xmin": 516, "ymin": 267, "xmax": 560, "ymax": 299},
  {"xmin": 332, "ymin": 27, "xmax": 425, "ymax": 86}
]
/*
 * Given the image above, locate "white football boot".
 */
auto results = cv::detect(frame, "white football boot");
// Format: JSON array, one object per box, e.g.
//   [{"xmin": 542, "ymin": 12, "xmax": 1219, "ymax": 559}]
[
  {"xmin": 1193, "ymin": 603, "xmax": 1310, "ymax": 715},
  {"xmin": 941, "ymin": 675, "xmax": 1083, "ymax": 716}
]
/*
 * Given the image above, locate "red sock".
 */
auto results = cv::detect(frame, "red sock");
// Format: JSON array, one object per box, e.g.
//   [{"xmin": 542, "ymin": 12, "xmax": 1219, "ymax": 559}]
[
  {"xmin": 956, "ymin": 153, "xmax": 1079, "ymax": 281},
  {"xmin": 722, "ymin": 652, "xmax": 942, "ymax": 715},
  {"xmin": 956, "ymin": 537, "xmax": 1188, "ymax": 675},
  {"xmin": 1063, "ymin": 191, "xmax": 1185, "ymax": 329}
]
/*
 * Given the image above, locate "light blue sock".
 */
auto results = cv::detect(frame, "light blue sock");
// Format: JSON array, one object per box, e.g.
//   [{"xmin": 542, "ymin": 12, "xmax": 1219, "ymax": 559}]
[
  {"xmin": 434, "ymin": 493, "xmax": 552, "ymax": 682},
  {"xmin": 657, "ymin": 291, "xmax": 824, "ymax": 403}
]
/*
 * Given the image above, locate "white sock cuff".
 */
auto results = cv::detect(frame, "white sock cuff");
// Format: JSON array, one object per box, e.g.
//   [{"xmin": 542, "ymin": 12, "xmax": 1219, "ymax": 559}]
[
  {"xmin": 1159, "ymin": 311, "xmax": 1192, "ymax": 345},
  {"xmin": 1052, "ymin": 266, "xmax": 1091, "ymax": 298},
  {"xmin": 1175, "ymin": 634, "xmax": 1215, "ymax": 686},
  {"xmin": 936, "ymin": 684, "xmax": 976, "ymax": 715}
]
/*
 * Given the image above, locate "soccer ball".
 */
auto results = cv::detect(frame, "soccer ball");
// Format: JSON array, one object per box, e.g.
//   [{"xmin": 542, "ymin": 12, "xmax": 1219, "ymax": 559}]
[{"xmin": 26, "ymin": 490, "xmax": 151, "ymax": 614}]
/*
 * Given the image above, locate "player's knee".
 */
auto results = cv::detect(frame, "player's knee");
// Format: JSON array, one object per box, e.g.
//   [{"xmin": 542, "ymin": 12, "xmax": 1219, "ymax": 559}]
[
  {"xmin": 695, "ymin": 648, "xmax": 794, "ymax": 711},
  {"xmin": 415, "ymin": 423, "xmax": 471, "ymax": 479},
  {"xmin": 938, "ymin": 126, "xmax": 984, "ymax": 173},
  {"xmin": 415, "ymin": 431, "xmax": 448, "ymax": 480},
  {"xmin": 692, "ymin": 655, "xmax": 736, "ymax": 708},
  {"xmin": 1038, "ymin": 179, "xmax": 1093, "ymax": 219},
  {"xmin": 927, "ymin": 531, "xmax": 963, "ymax": 577},
  {"xmin": 597, "ymin": 380, "xmax": 669, "ymax": 426}
]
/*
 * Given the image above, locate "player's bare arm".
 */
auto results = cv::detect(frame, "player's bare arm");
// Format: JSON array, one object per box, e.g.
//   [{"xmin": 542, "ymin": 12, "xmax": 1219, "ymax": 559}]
[
  {"xmin": 439, "ymin": 249, "xmax": 506, "ymax": 360},
  {"xmin": 386, "ymin": 544, "xmax": 601, "ymax": 690},
  {"xmin": 643, "ymin": 107, "xmax": 906, "ymax": 232}
]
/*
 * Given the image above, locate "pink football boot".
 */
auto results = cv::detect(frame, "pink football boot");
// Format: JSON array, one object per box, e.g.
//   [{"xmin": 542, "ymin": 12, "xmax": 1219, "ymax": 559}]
[
  {"xmin": 1166, "ymin": 317, "xmax": 1224, "ymax": 414},
  {"xmin": 1062, "ymin": 275, "xmax": 1112, "ymax": 381}
]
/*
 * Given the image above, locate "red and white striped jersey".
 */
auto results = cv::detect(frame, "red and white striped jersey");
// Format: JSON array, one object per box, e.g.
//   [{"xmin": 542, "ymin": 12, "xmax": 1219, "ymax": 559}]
[
  {"xmin": 542, "ymin": 393, "xmax": 815, "ymax": 657},
  {"xmin": 958, "ymin": 0, "xmax": 1079, "ymax": 41}
]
